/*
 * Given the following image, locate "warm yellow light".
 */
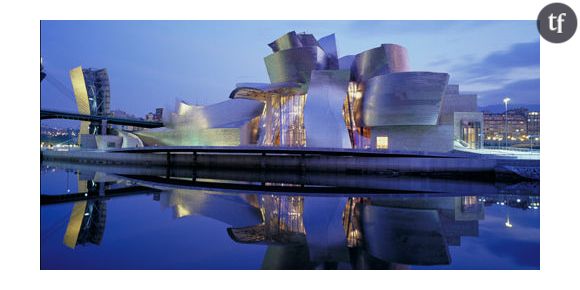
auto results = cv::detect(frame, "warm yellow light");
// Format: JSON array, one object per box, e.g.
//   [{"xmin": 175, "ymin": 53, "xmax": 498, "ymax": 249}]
[{"xmin": 376, "ymin": 136, "xmax": 389, "ymax": 149}]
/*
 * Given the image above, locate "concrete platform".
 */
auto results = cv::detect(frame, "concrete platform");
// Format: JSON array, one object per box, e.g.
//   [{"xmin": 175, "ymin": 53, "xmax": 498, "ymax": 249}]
[{"xmin": 41, "ymin": 146, "xmax": 539, "ymax": 180}]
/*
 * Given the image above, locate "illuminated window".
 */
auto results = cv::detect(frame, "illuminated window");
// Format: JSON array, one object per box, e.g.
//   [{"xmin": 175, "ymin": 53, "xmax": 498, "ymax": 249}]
[{"xmin": 376, "ymin": 136, "xmax": 389, "ymax": 149}]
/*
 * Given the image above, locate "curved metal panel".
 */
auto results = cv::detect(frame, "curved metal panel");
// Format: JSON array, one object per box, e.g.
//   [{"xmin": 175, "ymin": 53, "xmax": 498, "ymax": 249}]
[
  {"xmin": 228, "ymin": 82, "xmax": 305, "ymax": 101},
  {"xmin": 169, "ymin": 99, "xmax": 264, "ymax": 129},
  {"xmin": 70, "ymin": 66, "xmax": 111, "ymax": 137},
  {"xmin": 268, "ymin": 31, "xmax": 303, "ymax": 52},
  {"xmin": 318, "ymin": 34, "xmax": 337, "ymax": 58},
  {"xmin": 134, "ymin": 99, "xmax": 264, "ymax": 146},
  {"xmin": 297, "ymin": 33, "xmax": 318, "ymax": 47},
  {"xmin": 135, "ymin": 127, "xmax": 245, "ymax": 147},
  {"xmin": 304, "ymin": 70, "xmax": 351, "ymax": 148},
  {"xmin": 362, "ymin": 72, "xmax": 449, "ymax": 126},
  {"xmin": 318, "ymin": 33, "xmax": 339, "ymax": 70},
  {"xmin": 338, "ymin": 55, "xmax": 355, "ymax": 70},
  {"xmin": 265, "ymin": 46, "xmax": 328, "ymax": 84},
  {"xmin": 351, "ymin": 44, "xmax": 409, "ymax": 82},
  {"xmin": 70, "ymin": 66, "xmax": 91, "ymax": 137},
  {"xmin": 70, "ymin": 66, "xmax": 91, "ymax": 116}
]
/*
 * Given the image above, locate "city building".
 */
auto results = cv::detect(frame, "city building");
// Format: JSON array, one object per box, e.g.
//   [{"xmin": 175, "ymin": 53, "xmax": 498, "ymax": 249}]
[
  {"xmin": 110, "ymin": 109, "xmax": 142, "ymax": 132},
  {"xmin": 483, "ymin": 108, "xmax": 536, "ymax": 147},
  {"xmin": 145, "ymin": 112, "xmax": 155, "ymax": 121},
  {"xmin": 527, "ymin": 111, "xmax": 540, "ymax": 136},
  {"xmin": 40, "ymin": 126, "xmax": 79, "ymax": 148},
  {"xmin": 144, "ymin": 108, "xmax": 164, "ymax": 122},
  {"xmin": 154, "ymin": 108, "xmax": 164, "ymax": 122},
  {"xmin": 73, "ymin": 31, "xmax": 484, "ymax": 152}
]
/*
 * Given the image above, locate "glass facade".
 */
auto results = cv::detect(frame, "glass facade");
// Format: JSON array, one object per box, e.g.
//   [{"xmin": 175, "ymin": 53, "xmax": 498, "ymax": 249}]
[
  {"xmin": 460, "ymin": 121, "xmax": 482, "ymax": 149},
  {"xmin": 344, "ymin": 82, "xmax": 371, "ymax": 148},
  {"xmin": 258, "ymin": 94, "xmax": 307, "ymax": 147}
]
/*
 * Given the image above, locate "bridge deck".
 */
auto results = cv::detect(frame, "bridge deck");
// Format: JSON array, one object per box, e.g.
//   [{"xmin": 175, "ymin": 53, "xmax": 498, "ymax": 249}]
[{"xmin": 40, "ymin": 109, "xmax": 164, "ymax": 128}]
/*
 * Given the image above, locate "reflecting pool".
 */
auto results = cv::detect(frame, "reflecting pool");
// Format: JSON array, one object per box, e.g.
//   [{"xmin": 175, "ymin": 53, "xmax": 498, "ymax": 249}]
[{"xmin": 40, "ymin": 164, "xmax": 539, "ymax": 270}]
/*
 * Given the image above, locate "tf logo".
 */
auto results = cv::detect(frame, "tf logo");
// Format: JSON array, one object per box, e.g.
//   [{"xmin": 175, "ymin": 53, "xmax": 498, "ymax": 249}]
[
  {"xmin": 538, "ymin": 3, "xmax": 577, "ymax": 43},
  {"xmin": 549, "ymin": 12, "xmax": 567, "ymax": 33}
]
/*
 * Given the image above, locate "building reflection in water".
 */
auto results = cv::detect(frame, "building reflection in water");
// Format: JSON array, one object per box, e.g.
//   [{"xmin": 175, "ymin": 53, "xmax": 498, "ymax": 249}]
[
  {"xmin": 155, "ymin": 189, "xmax": 488, "ymax": 269},
  {"xmin": 159, "ymin": 189, "xmax": 263, "ymax": 228},
  {"xmin": 63, "ymin": 178, "xmax": 108, "ymax": 249},
  {"xmin": 58, "ymin": 177, "xmax": 537, "ymax": 269},
  {"xmin": 227, "ymin": 195, "xmax": 306, "ymax": 245}
]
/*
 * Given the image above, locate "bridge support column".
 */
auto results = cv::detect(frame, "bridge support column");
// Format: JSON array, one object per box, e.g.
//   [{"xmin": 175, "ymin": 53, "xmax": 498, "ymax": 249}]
[{"xmin": 101, "ymin": 120, "xmax": 108, "ymax": 135}]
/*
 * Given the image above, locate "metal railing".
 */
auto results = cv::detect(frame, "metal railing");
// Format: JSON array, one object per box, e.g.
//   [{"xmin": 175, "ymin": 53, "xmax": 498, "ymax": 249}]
[{"xmin": 482, "ymin": 146, "xmax": 540, "ymax": 153}]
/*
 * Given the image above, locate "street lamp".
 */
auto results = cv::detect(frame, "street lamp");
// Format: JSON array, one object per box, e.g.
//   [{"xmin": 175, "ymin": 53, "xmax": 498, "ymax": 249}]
[{"xmin": 503, "ymin": 97, "xmax": 511, "ymax": 149}]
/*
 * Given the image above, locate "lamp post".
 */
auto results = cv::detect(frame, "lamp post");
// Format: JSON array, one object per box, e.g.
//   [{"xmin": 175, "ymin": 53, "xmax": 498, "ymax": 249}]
[{"xmin": 503, "ymin": 97, "xmax": 511, "ymax": 149}]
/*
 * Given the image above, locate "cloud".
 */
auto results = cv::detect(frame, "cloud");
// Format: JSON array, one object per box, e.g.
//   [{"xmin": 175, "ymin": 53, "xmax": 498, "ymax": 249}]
[
  {"xmin": 463, "ymin": 41, "xmax": 540, "ymax": 76},
  {"xmin": 477, "ymin": 78, "xmax": 540, "ymax": 106},
  {"xmin": 447, "ymin": 41, "xmax": 540, "ymax": 106},
  {"xmin": 487, "ymin": 42, "xmax": 540, "ymax": 66}
]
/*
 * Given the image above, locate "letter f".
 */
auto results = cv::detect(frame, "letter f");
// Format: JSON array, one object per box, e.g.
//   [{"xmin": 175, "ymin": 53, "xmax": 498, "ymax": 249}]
[{"xmin": 557, "ymin": 13, "xmax": 567, "ymax": 33}]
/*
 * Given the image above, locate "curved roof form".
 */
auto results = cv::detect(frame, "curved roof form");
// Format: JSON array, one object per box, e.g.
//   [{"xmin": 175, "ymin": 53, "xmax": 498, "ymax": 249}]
[
  {"xmin": 317, "ymin": 34, "xmax": 339, "ymax": 69},
  {"xmin": 268, "ymin": 31, "xmax": 305, "ymax": 52},
  {"xmin": 134, "ymin": 99, "xmax": 265, "ymax": 146},
  {"xmin": 228, "ymin": 82, "xmax": 305, "ymax": 101},
  {"xmin": 264, "ymin": 31, "xmax": 340, "ymax": 84},
  {"xmin": 267, "ymin": 31, "xmax": 323, "ymax": 52},
  {"xmin": 168, "ymin": 98, "xmax": 264, "ymax": 129},
  {"xmin": 338, "ymin": 55, "xmax": 355, "ymax": 70},
  {"xmin": 351, "ymin": 44, "xmax": 410, "ymax": 83},
  {"xmin": 361, "ymin": 72, "xmax": 449, "ymax": 126},
  {"xmin": 265, "ymin": 46, "xmax": 329, "ymax": 84}
]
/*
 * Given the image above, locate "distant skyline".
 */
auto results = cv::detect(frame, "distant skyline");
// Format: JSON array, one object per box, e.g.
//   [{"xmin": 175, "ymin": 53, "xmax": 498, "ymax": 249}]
[{"xmin": 41, "ymin": 20, "xmax": 540, "ymax": 127}]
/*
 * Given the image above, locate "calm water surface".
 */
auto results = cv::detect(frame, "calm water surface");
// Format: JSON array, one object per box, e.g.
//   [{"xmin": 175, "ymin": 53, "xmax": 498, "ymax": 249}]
[{"xmin": 40, "ymin": 166, "xmax": 540, "ymax": 270}]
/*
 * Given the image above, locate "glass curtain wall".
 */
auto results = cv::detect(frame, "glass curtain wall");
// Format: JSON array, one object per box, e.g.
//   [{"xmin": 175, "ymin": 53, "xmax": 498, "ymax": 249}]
[
  {"xmin": 461, "ymin": 121, "xmax": 482, "ymax": 149},
  {"xmin": 258, "ymin": 94, "xmax": 307, "ymax": 147},
  {"xmin": 344, "ymin": 82, "xmax": 371, "ymax": 149}
]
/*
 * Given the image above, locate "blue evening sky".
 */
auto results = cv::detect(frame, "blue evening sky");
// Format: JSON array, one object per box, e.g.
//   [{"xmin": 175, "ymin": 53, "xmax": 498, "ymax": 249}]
[{"xmin": 41, "ymin": 20, "xmax": 539, "ymax": 127}]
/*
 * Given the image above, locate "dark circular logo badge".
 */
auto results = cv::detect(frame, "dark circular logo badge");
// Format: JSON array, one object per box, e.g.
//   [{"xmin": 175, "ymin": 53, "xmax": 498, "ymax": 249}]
[{"xmin": 538, "ymin": 3, "xmax": 577, "ymax": 43}]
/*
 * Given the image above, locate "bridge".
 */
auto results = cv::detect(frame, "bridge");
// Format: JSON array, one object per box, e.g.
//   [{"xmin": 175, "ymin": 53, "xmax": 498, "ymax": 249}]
[{"xmin": 40, "ymin": 109, "xmax": 164, "ymax": 128}]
